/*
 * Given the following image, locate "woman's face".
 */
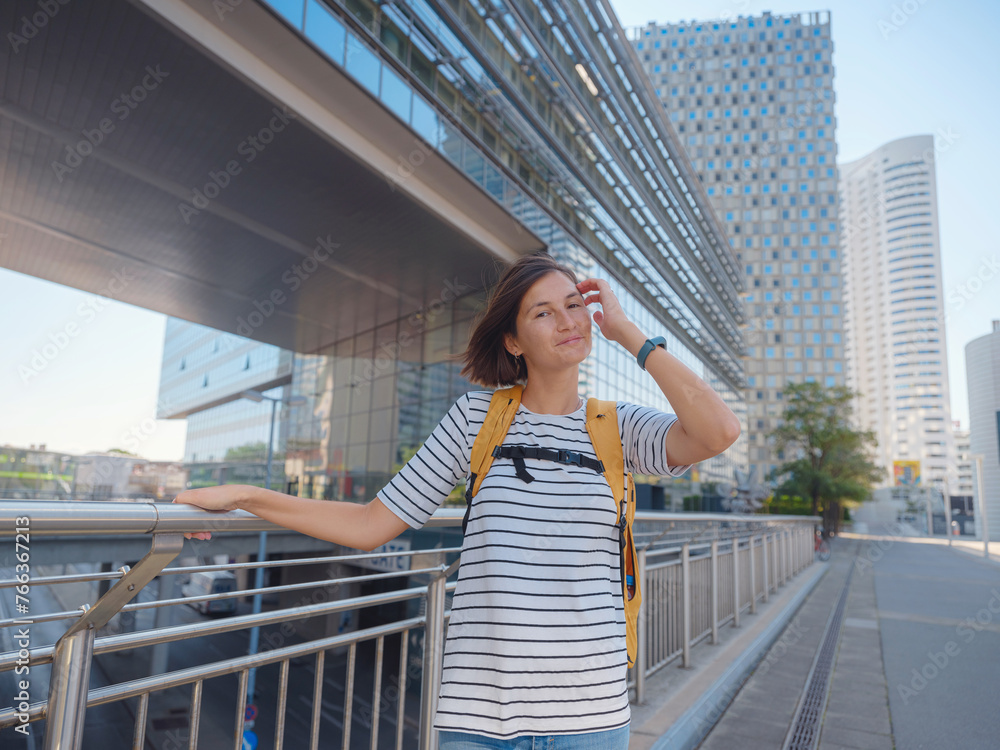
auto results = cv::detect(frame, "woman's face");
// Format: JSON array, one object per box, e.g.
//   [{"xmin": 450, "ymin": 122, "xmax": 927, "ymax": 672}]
[{"xmin": 506, "ymin": 271, "xmax": 592, "ymax": 373}]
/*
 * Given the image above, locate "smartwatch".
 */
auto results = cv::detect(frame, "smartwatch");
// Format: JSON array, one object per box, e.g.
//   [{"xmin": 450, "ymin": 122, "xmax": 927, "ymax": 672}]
[{"xmin": 636, "ymin": 336, "xmax": 666, "ymax": 371}]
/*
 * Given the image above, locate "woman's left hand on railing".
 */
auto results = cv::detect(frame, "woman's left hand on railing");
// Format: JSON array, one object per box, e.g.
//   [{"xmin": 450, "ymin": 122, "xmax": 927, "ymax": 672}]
[{"xmin": 173, "ymin": 484, "xmax": 252, "ymax": 540}]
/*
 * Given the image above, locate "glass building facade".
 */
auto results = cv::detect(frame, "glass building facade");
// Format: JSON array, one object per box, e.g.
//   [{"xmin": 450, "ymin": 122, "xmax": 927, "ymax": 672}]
[
  {"xmin": 158, "ymin": 318, "xmax": 298, "ymax": 490},
  {"xmin": 160, "ymin": 0, "xmax": 749, "ymax": 508},
  {"xmin": 632, "ymin": 11, "xmax": 847, "ymax": 485}
]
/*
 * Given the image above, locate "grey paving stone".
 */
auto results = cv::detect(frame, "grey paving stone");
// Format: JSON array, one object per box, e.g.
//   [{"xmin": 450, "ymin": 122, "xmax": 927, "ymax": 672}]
[
  {"xmin": 819, "ymin": 725, "xmax": 894, "ymax": 750},
  {"xmin": 822, "ymin": 710, "xmax": 892, "ymax": 736}
]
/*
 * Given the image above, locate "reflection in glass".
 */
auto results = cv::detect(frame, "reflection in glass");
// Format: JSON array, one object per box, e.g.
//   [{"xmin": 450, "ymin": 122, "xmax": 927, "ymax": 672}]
[
  {"xmin": 380, "ymin": 65, "xmax": 413, "ymax": 122},
  {"xmin": 411, "ymin": 96, "xmax": 440, "ymax": 147},
  {"xmin": 305, "ymin": 0, "xmax": 346, "ymax": 65},
  {"xmin": 264, "ymin": 0, "xmax": 305, "ymax": 27},
  {"xmin": 346, "ymin": 33, "xmax": 381, "ymax": 95}
]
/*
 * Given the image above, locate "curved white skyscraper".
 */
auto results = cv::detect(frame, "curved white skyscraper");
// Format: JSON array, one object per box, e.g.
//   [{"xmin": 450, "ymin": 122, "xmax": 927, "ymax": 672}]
[{"xmin": 839, "ymin": 135, "xmax": 955, "ymax": 492}]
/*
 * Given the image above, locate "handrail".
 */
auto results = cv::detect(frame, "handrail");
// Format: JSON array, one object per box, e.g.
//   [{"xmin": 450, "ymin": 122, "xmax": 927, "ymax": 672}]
[
  {"xmin": 0, "ymin": 580, "xmax": 457, "ymax": 673},
  {"xmin": 0, "ymin": 499, "xmax": 819, "ymax": 536},
  {"xmin": 0, "ymin": 499, "xmax": 819, "ymax": 748}
]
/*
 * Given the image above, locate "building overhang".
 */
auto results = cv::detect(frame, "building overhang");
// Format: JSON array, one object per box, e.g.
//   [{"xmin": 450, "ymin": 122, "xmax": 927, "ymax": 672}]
[{"xmin": 0, "ymin": 0, "xmax": 543, "ymax": 354}]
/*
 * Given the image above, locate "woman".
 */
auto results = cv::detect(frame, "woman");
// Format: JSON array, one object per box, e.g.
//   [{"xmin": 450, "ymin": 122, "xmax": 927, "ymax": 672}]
[{"xmin": 175, "ymin": 252, "xmax": 741, "ymax": 748}]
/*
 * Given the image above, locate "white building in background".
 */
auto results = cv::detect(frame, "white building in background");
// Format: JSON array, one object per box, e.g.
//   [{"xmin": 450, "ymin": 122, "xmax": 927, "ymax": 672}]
[
  {"xmin": 966, "ymin": 321, "xmax": 1000, "ymax": 541},
  {"xmin": 839, "ymin": 134, "xmax": 955, "ymax": 492}
]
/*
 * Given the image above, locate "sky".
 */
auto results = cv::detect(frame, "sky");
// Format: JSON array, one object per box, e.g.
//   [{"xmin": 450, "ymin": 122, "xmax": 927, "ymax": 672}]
[{"xmin": 1, "ymin": 0, "xmax": 996, "ymax": 461}]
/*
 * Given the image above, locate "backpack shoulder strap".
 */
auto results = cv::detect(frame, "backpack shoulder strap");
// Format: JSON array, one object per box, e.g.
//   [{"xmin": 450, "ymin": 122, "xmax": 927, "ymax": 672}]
[
  {"xmin": 462, "ymin": 383, "xmax": 523, "ymax": 534},
  {"xmin": 585, "ymin": 397, "xmax": 626, "ymax": 512},
  {"xmin": 587, "ymin": 397, "xmax": 642, "ymax": 669}
]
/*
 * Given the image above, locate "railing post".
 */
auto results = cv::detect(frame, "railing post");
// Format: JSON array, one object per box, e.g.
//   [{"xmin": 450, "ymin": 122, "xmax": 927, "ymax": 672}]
[
  {"xmin": 635, "ymin": 547, "xmax": 647, "ymax": 704},
  {"xmin": 761, "ymin": 532, "xmax": 770, "ymax": 603},
  {"xmin": 731, "ymin": 536, "xmax": 740, "ymax": 628},
  {"xmin": 791, "ymin": 528, "xmax": 797, "ymax": 574},
  {"xmin": 681, "ymin": 543, "xmax": 691, "ymax": 668},
  {"xmin": 420, "ymin": 568, "xmax": 448, "ymax": 750},
  {"xmin": 791, "ymin": 528, "xmax": 797, "ymax": 575},
  {"xmin": 44, "ymin": 534, "xmax": 183, "ymax": 750},
  {"xmin": 44, "ymin": 626, "xmax": 95, "ymax": 750},
  {"xmin": 786, "ymin": 529, "xmax": 792, "ymax": 580},
  {"xmin": 786, "ymin": 529, "xmax": 793, "ymax": 578},
  {"xmin": 710, "ymin": 540, "xmax": 719, "ymax": 645},
  {"xmin": 779, "ymin": 529, "xmax": 786, "ymax": 586},
  {"xmin": 749, "ymin": 535, "xmax": 757, "ymax": 615}
]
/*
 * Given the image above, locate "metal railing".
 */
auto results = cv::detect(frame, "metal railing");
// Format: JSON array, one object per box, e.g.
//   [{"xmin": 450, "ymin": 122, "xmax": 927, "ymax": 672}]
[{"xmin": 0, "ymin": 500, "xmax": 818, "ymax": 749}]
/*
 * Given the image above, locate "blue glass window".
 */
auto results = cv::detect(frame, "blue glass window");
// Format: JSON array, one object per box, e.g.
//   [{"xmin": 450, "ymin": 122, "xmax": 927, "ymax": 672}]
[
  {"xmin": 266, "ymin": 0, "xmax": 304, "ymax": 26},
  {"xmin": 305, "ymin": 0, "xmax": 345, "ymax": 64},
  {"xmin": 380, "ymin": 65, "xmax": 412, "ymax": 122},
  {"xmin": 346, "ymin": 33, "xmax": 380, "ymax": 95}
]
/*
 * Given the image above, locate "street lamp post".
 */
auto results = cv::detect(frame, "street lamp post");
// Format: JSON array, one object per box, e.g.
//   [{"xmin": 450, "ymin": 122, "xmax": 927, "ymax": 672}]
[
  {"xmin": 972, "ymin": 454, "xmax": 991, "ymax": 560},
  {"xmin": 238, "ymin": 389, "xmax": 306, "ymax": 706}
]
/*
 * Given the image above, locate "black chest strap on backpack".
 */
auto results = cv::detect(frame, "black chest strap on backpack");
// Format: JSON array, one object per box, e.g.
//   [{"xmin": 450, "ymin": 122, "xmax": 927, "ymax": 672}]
[{"xmin": 490, "ymin": 445, "xmax": 605, "ymax": 483}]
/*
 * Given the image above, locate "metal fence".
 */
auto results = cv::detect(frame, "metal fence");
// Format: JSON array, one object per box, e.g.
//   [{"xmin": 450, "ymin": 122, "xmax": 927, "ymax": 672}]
[{"xmin": 0, "ymin": 500, "xmax": 817, "ymax": 749}]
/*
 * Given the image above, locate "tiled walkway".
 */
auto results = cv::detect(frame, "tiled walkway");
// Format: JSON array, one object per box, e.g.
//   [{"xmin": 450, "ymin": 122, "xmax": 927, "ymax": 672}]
[{"xmin": 693, "ymin": 536, "xmax": 1000, "ymax": 750}]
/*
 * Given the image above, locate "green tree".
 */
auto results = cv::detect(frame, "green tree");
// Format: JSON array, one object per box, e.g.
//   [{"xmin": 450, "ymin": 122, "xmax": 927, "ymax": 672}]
[
  {"xmin": 767, "ymin": 382, "xmax": 883, "ymax": 533},
  {"xmin": 223, "ymin": 442, "xmax": 285, "ymax": 462}
]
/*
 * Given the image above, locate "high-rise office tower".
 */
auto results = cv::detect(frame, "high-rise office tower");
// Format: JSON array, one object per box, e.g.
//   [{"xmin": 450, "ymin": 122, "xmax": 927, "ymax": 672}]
[
  {"xmin": 633, "ymin": 12, "xmax": 845, "ymax": 484},
  {"xmin": 839, "ymin": 135, "xmax": 956, "ymax": 493},
  {"xmin": 966, "ymin": 321, "xmax": 1000, "ymax": 541}
]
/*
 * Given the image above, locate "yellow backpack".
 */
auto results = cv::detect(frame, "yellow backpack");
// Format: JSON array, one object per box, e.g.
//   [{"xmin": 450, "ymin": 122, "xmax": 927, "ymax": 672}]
[{"xmin": 461, "ymin": 383, "xmax": 642, "ymax": 669}]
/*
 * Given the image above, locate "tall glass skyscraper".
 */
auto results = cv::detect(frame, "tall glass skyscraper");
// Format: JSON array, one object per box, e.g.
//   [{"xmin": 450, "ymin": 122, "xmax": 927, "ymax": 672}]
[
  {"xmin": 839, "ymin": 135, "xmax": 956, "ymax": 493},
  {"xmin": 158, "ymin": 0, "xmax": 750, "ymax": 509},
  {"xmin": 632, "ymin": 11, "xmax": 846, "ymax": 485}
]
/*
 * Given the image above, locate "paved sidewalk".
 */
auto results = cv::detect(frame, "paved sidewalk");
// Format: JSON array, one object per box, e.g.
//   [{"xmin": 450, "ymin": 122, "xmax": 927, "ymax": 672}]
[
  {"xmin": 816, "ymin": 549, "xmax": 892, "ymax": 750},
  {"xmin": 696, "ymin": 542, "xmax": 859, "ymax": 749},
  {"xmin": 691, "ymin": 535, "xmax": 1000, "ymax": 750},
  {"xmin": 627, "ymin": 549, "xmax": 827, "ymax": 749}
]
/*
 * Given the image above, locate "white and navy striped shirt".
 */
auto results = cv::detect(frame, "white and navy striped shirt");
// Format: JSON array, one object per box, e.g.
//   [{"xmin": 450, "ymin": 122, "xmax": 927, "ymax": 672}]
[{"xmin": 375, "ymin": 390, "xmax": 692, "ymax": 739}]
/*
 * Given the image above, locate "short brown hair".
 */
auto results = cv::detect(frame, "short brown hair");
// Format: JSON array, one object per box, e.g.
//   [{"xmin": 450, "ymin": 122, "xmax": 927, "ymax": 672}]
[{"xmin": 454, "ymin": 251, "xmax": 579, "ymax": 388}]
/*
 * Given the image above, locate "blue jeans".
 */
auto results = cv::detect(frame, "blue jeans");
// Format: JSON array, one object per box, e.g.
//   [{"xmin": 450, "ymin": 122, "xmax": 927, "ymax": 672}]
[{"xmin": 437, "ymin": 723, "xmax": 630, "ymax": 749}]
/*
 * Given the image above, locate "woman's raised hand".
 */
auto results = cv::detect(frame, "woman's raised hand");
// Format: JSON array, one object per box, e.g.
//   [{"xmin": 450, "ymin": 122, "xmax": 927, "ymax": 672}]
[
  {"xmin": 173, "ymin": 484, "xmax": 250, "ymax": 540},
  {"xmin": 577, "ymin": 278, "xmax": 631, "ymax": 343}
]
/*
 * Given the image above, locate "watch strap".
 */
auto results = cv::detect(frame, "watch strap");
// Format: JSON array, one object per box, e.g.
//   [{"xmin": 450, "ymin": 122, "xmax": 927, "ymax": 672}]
[{"xmin": 636, "ymin": 336, "xmax": 667, "ymax": 370}]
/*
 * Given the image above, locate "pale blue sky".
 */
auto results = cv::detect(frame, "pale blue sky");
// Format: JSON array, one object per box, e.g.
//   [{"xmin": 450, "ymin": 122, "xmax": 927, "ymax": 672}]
[{"xmin": 1, "ymin": 0, "xmax": 995, "ymax": 460}]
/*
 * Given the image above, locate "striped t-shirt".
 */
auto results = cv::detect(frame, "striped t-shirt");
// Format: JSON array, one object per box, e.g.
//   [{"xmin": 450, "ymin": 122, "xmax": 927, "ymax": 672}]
[{"xmin": 375, "ymin": 390, "xmax": 692, "ymax": 739}]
